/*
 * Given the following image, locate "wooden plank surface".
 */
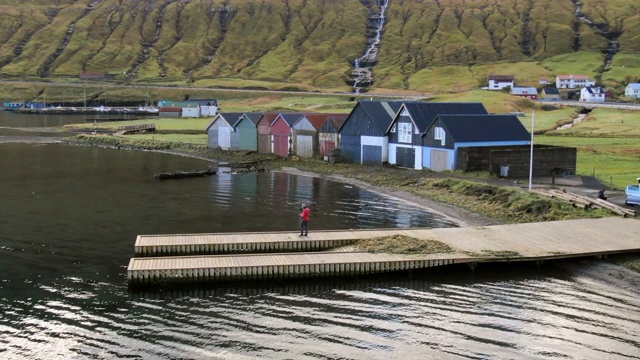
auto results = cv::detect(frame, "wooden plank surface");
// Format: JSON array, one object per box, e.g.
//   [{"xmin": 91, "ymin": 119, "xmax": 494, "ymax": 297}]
[
  {"xmin": 128, "ymin": 251, "xmax": 474, "ymax": 271},
  {"xmin": 129, "ymin": 218, "xmax": 640, "ymax": 272}
]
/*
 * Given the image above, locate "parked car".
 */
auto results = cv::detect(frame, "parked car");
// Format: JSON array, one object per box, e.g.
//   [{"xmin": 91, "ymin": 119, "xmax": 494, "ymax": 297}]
[{"xmin": 625, "ymin": 184, "xmax": 640, "ymax": 206}]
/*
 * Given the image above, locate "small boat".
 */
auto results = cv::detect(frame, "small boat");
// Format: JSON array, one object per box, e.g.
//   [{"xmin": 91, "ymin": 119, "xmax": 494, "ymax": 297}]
[{"xmin": 625, "ymin": 184, "xmax": 640, "ymax": 206}]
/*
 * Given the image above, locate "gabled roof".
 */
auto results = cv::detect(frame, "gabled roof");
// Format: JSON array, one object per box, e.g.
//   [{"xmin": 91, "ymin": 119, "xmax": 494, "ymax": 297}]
[
  {"xmin": 556, "ymin": 75, "xmax": 590, "ymax": 80},
  {"xmin": 488, "ymin": 74, "xmax": 515, "ymax": 81},
  {"xmin": 626, "ymin": 83, "xmax": 640, "ymax": 90},
  {"xmin": 205, "ymin": 112, "xmax": 243, "ymax": 130},
  {"xmin": 242, "ymin": 112, "xmax": 263, "ymax": 126},
  {"xmin": 434, "ymin": 114, "xmax": 531, "ymax": 142},
  {"xmin": 390, "ymin": 102, "xmax": 488, "ymax": 135},
  {"xmin": 543, "ymin": 87, "xmax": 560, "ymax": 95},
  {"xmin": 274, "ymin": 113, "xmax": 305, "ymax": 126},
  {"xmin": 299, "ymin": 113, "xmax": 348, "ymax": 130},
  {"xmin": 356, "ymin": 100, "xmax": 405, "ymax": 132},
  {"xmin": 327, "ymin": 114, "xmax": 348, "ymax": 131},
  {"xmin": 259, "ymin": 113, "xmax": 279, "ymax": 126},
  {"xmin": 583, "ymin": 86, "xmax": 604, "ymax": 94}
]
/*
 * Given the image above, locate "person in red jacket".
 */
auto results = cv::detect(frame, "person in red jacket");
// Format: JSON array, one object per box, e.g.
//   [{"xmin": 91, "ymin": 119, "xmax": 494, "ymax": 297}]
[{"xmin": 299, "ymin": 203, "xmax": 310, "ymax": 236}]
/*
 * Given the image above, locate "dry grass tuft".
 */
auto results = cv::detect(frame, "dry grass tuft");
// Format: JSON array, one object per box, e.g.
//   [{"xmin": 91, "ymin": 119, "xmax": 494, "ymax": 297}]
[{"xmin": 355, "ymin": 235, "xmax": 455, "ymax": 255}]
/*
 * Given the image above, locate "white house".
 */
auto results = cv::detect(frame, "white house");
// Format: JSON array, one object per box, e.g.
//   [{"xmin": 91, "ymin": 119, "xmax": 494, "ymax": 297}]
[
  {"xmin": 580, "ymin": 86, "xmax": 606, "ymax": 102},
  {"xmin": 487, "ymin": 75, "xmax": 515, "ymax": 90},
  {"xmin": 625, "ymin": 83, "xmax": 640, "ymax": 98},
  {"xmin": 556, "ymin": 75, "xmax": 595, "ymax": 89}
]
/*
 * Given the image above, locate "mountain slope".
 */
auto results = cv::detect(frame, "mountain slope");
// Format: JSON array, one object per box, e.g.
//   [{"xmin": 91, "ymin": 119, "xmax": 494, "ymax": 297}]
[{"xmin": 0, "ymin": 0, "xmax": 638, "ymax": 92}]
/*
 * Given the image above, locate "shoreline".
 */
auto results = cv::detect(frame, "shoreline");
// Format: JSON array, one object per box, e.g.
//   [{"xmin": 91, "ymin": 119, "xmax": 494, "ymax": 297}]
[{"xmin": 278, "ymin": 167, "xmax": 500, "ymax": 228}]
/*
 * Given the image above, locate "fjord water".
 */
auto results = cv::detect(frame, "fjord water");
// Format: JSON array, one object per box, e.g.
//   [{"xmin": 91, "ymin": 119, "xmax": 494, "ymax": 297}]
[{"xmin": 1, "ymin": 114, "xmax": 639, "ymax": 359}]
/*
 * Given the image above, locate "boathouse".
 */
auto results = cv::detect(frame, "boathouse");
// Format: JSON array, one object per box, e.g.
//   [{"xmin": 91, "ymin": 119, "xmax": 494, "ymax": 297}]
[
  {"xmin": 205, "ymin": 113, "xmax": 243, "ymax": 150},
  {"xmin": 319, "ymin": 114, "xmax": 348, "ymax": 157},
  {"xmin": 422, "ymin": 114, "xmax": 530, "ymax": 172},
  {"xmin": 189, "ymin": 99, "xmax": 218, "ymax": 117},
  {"xmin": 339, "ymin": 100, "xmax": 405, "ymax": 165},
  {"xmin": 292, "ymin": 113, "xmax": 346, "ymax": 158},
  {"xmin": 257, "ymin": 113, "xmax": 279, "ymax": 154},
  {"xmin": 386, "ymin": 102, "xmax": 488, "ymax": 169},
  {"xmin": 230, "ymin": 112, "xmax": 262, "ymax": 151},
  {"xmin": 271, "ymin": 113, "xmax": 304, "ymax": 157}
]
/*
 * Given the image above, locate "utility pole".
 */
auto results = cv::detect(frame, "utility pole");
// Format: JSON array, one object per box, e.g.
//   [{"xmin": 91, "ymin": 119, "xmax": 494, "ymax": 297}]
[{"xmin": 529, "ymin": 110, "xmax": 535, "ymax": 191}]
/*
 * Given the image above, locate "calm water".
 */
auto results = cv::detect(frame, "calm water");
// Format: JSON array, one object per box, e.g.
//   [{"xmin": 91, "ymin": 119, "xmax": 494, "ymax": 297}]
[{"xmin": 1, "ymin": 113, "xmax": 639, "ymax": 359}]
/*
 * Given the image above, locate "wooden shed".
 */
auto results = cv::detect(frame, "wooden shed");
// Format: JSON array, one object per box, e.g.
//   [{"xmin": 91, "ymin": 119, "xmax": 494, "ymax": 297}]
[
  {"xmin": 292, "ymin": 113, "xmax": 346, "ymax": 158},
  {"xmin": 159, "ymin": 107, "xmax": 181, "ymax": 118},
  {"xmin": 205, "ymin": 113, "xmax": 243, "ymax": 150},
  {"xmin": 457, "ymin": 144, "xmax": 576, "ymax": 178},
  {"xmin": 270, "ymin": 113, "xmax": 304, "ymax": 157},
  {"xmin": 257, "ymin": 113, "xmax": 279, "ymax": 154},
  {"xmin": 230, "ymin": 113, "xmax": 262, "ymax": 151},
  {"xmin": 319, "ymin": 114, "xmax": 348, "ymax": 157}
]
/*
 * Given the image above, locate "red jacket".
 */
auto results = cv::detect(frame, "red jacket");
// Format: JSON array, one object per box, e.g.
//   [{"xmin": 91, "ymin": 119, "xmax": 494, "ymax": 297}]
[{"xmin": 300, "ymin": 207, "xmax": 310, "ymax": 221}]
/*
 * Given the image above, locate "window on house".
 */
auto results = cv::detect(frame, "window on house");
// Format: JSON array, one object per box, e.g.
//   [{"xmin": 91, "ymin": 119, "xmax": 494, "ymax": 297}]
[
  {"xmin": 398, "ymin": 122, "xmax": 412, "ymax": 143},
  {"xmin": 434, "ymin": 127, "xmax": 446, "ymax": 146}
]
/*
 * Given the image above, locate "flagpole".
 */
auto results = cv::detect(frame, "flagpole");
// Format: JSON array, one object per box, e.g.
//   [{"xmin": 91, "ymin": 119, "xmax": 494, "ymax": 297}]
[{"xmin": 528, "ymin": 110, "xmax": 535, "ymax": 190}]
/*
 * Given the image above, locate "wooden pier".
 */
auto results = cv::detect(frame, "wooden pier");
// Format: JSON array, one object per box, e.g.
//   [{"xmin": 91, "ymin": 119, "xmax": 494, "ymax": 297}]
[{"xmin": 127, "ymin": 217, "xmax": 640, "ymax": 286}]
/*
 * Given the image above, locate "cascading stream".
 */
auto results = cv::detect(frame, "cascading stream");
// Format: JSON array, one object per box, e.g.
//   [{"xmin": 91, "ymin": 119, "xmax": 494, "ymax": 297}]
[{"xmin": 352, "ymin": 0, "xmax": 389, "ymax": 93}]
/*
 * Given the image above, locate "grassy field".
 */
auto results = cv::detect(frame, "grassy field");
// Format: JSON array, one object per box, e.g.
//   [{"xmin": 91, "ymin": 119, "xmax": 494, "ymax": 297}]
[
  {"xmin": 67, "ymin": 118, "xmax": 212, "ymax": 131},
  {"xmin": 537, "ymin": 135, "xmax": 640, "ymax": 189},
  {"xmin": 547, "ymin": 108, "xmax": 640, "ymax": 137}
]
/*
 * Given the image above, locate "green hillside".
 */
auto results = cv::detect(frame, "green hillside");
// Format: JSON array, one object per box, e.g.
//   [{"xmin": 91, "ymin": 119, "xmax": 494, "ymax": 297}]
[{"xmin": 0, "ymin": 0, "xmax": 638, "ymax": 93}]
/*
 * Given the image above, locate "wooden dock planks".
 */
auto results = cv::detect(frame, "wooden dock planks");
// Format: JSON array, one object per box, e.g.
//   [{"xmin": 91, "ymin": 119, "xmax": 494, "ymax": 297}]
[{"xmin": 127, "ymin": 217, "xmax": 640, "ymax": 285}]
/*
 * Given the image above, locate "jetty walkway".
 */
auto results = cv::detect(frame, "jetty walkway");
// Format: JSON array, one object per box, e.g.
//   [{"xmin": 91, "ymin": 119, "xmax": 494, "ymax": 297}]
[{"xmin": 127, "ymin": 217, "xmax": 640, "ymax": 286}]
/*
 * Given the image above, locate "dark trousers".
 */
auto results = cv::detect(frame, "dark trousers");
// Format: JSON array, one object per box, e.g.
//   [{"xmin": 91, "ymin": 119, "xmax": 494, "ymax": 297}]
[{"xmin": 300, "ymin": 220, "xmax": 308, "ymax": 235}]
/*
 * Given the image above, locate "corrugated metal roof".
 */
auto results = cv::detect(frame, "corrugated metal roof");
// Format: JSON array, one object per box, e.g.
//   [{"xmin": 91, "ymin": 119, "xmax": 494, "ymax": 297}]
[
  {"xmin": 302, "ymin": 113, "xmax": 347, "ymax": 130},
  {"xmin": 397, "ymin": 102, "xmax": 488, "ymax": 134},
  {"xmin": 327, "ymin": 115, "xmax": 348, "ymax": 131},
  {"xmin": 436, "ymin": 114, "xmax": 531, "ymax": 142}
]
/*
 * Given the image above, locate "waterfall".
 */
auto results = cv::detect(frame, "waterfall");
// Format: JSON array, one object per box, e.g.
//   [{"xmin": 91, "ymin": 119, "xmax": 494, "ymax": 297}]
[{"xmin": 352, "ymin": 0, "xmax": 390, "ymax": 93}]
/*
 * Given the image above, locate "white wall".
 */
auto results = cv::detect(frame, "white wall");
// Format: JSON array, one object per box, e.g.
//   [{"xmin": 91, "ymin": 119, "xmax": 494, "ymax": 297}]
[
  {"xmin": 361, "ymin": 136, "xmax": 389, "ymax": 163},
  {"xmin": 389, "ymin": 143, "xmax": 423, "ymax": 170}
]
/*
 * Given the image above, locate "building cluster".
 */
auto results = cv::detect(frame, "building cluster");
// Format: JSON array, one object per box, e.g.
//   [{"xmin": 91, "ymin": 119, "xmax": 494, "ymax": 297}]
[
  {"xmin": 158, "ymin": 99, "xmax": 218, "ymax": 118},
  {"xmin": 206, "ymin": 100, "xmax": 576, "ymax": 177},
  {"xmin": 485, "ymin": 74, "xmax": 640, "ymax": 103}
]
